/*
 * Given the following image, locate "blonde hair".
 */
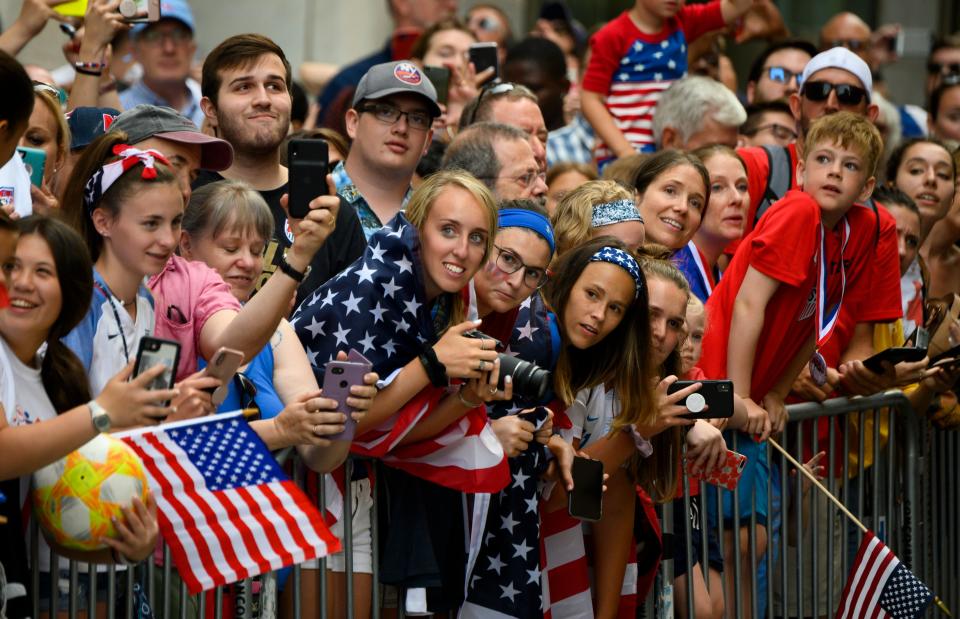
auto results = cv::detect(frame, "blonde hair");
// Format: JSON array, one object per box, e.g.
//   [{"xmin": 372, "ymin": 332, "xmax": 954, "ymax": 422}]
[
  {"xmin": 551, "ymin": 180, "xmax": 636, "ymax": 257},
  {"xmin": 33, "ymin": 89, "xmax": 69, "ymax": 178},
  {"xmin": 802, "ymin": 111, "xmax": 884, "ymax": 179},
  {"xmin": 404, "ymin": 169, "xmax": 498, "ymax": 328}
]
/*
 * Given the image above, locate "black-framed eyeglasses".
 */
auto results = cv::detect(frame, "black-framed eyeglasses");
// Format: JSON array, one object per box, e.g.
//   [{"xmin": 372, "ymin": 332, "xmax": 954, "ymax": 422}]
[
  {"xmin": 929, "ymin": 62, "xmax": 960, "ymax": 77},
  {"xmin": 463, "ymin": 81, "xmax": 519, "ymax": 126},
  {"xmin": 357, "ymin": 102, "xmax": 433, "ymax": 131},
  {"xmin": 764, "ymin": 66, "xmax": 800, "ymax": 85},
  {"xmin": 801, "ymin": 81, "xmax": 868, "ymax": 106},
  {"xmin": 492, "ymin": 244, "xmax": 549, "ymax": 289}
]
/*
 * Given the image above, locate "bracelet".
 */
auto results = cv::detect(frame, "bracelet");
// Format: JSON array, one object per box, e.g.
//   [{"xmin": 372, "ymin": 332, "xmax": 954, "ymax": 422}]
[
  {"xmin": 458, "ymin": 385, "xmax": 482, "ymax": 409},
  {"xmin": 418, "ymin": 347, "xmax": 448, "ymax": 387},
  {"xmin": 75, "ymin": 59, "xmax": 107, "ymax": 70},
  {"xmin": 74, "ymin": 66, "xmax": 103, "ymax": 77}
]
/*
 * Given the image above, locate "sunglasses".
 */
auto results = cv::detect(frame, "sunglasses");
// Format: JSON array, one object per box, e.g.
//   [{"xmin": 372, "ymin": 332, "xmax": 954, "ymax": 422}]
[
  {"xmin": 33, "ymin": 81, "xmax": 67, "ymax": 107},
  {"xmin": 463, "ymin": 81, "xmax": 520, "ymax": 126},
  {"xmin": 801, "ymin": 81, "xmax": 868, "ymax": 106},
  {"xmin": 928, "ymin": 62, "xmax": 960, "ymax": 77}
]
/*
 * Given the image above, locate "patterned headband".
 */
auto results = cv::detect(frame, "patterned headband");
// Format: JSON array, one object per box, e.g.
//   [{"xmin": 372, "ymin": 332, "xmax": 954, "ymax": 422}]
[
  {"xmin": 591, "ymin": 199, "xmax": 643, "ymax": 228},
  {"xmin": 589, "ymin": 246, "xmax": 643, "ymax": 298},
  {"xmin": 83, "ymin": 144, "xmax": 170, "ymax": 213}
]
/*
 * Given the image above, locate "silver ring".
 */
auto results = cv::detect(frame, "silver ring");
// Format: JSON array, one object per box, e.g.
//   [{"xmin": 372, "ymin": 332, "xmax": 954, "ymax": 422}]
[
  {"xmin": 479, "ymin": 359, "xmax": 486, "ymax": 372},
  {"xmin": 313, "ymin": 424, "xmax": 320, "ymax": 435},
  {"xmin": 488, "ymin": 386, "xmax": 497, "ymax": 394}
]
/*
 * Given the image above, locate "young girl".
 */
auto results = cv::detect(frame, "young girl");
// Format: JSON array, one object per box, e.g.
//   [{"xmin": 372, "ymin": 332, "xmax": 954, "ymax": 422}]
[
  {"xmin": 674, "ymin": 146, "xmax": 749, "ymax": 302},
  {"xmin": 551, "ymin": 179, "xmax": 645, "ymax": 257},
  {"xmin": 0, "ymin": 216, "xmax": 177, "ymax": 612},
  {"xmin": 681, "ymin": 296, "xmax": 707, "ymax": 379},
  {"xmin": 634, "ymin": 150, "xmax": 710, "ymax": 251}
]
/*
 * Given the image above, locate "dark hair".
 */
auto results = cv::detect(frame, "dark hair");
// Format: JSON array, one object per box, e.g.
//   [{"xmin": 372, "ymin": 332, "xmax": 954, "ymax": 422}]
[
  {"xmin": 0, "ymin": 51, "xmax": 34, "ymax": 134},
  {"xmin": 61, "ymin": 131, "xmax": 177, "ymax": 261},
  {"xmin": 873, "ymin": 185, "xmax": 920, "ymax": 216},
  {"xmin": 634, "ymin": 149, "xmax": 711, "ymax": 210},
  {"xmin": 929, "ymin": 79, "xmax": 960, "ymax": 124},
  {"xmin": 746, "ymin": 38, "xmax": 818, "ymax": 84},
  {"xmin": 497, "ymin": 198, "xmax": 548, "ymax": 217},
  {"xmin": 740, "ymin": 100, "xmax": 794, "ymax": 134},
  {"xmin": 416, "ymin": 139, "xmax": 447, "ymax": 181},
  {"xmin": 279, "ymin": 128, "xmax": 351, "ymax": 166},
  {"xmin": 409, "ymin": 18, "xmax": 475, "ymax": 61},
  {"xmin": 202, "ymin": 34, "xmax": 292, "ymax": 107},
  {"xmin": 884, "ymin": 137, "xmax": 957, "ymax": 186},
  {"xmin": 290, "ymin": 81, "xmax": 308, "ymax": 125},
  {"xmin": 929, "ymin": 33, "xmax": 960, "ymax": 63},
  {"xmin": 544, "ymin": 236, "xmax": 657, "ymax": 442},
  {"xmin": 504, "ymin": 36, "xmax": 568, "ymax": 82},
  {"xmin": 16, "ymin": 216, "xmax": 93, "ymax": 413},
  {"xmin": 441, "ymin": 121, "xmax": 527, "ymax": 191}
]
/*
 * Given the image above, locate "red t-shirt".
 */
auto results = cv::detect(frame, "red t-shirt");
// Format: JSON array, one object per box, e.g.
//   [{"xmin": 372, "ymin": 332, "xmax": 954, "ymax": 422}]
[
  {"xmin": 699, "ymin": 189, "xmax": 884, "ymax": 401},
  {"xmin": 582, "ymin": 3, "xmax": 725, "ymax": 158}
]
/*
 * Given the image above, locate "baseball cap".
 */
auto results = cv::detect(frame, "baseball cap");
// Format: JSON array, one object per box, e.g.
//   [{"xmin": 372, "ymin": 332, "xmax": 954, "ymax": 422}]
[
  {"xmin": 131, "ymin": 0, "xmax": 195, "ymax": 36},
  {"xmin": 352, "ymin": 61, "xmax": 442, "ymax": 118},
  {"xmin": 110, "ymin": 105, "xmax": 233, "ymax": 171},
  {"xmin": 66, "ymin": 107, "xmax": 120, "ymax": 151},
  {"xmin": 800, "ymin": 47, "xmax": 873, "ymax": 100}
]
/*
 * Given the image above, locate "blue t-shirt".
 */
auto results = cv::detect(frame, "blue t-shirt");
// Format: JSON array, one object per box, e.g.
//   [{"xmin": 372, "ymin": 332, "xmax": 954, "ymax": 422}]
[{"xmin": 209, "ymin": 344, "xmax": 284, "ymax": 420}]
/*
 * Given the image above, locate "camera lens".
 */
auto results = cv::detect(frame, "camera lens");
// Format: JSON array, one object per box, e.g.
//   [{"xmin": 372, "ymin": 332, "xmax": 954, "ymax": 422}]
[
  {"xmin": 498, "ymin": 354, "xmax": 551, "ymax": 401},
  {"xmin": 339, "ymin": 380, "xmax": 348, "ymax": 389},
  {"xmin": 332, "ymin": 367, "xmax": 343, "ymax": 375}
]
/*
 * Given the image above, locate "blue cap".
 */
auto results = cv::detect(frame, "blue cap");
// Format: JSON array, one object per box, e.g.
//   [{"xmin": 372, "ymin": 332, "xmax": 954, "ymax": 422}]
[
  {"xmin": 66, "ymin": 107, "xmax": 120, "ymax": 151},
  {"xmin": 131, "ymin": 0, "xmax": 195, "ymax": 36}
]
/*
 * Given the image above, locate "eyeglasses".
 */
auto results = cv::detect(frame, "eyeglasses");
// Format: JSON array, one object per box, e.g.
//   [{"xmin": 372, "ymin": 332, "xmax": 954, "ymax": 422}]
[
  {"xmin": 477, "ymin": 169, "xmax": 545, "ymax": 191},
  {"xmin": 801, "ymin": 81, "xmax": 868, "ymax": 106},
  {"xmin": 824, "ymin": 39, "xmax": 868, "ymax": 51},
  {"xmin": 464, "ymin": 81, "xmax": 519, "ymax": 126},
  {"xmin": 357, "ymin": 102, "xmax": 433, "ymax": 131},
  {"xmin": 32, "ymin": 81, "xmax": 66, "ymax": 107},
  {"xmin": 139, "ymin": 27, "xmax": 192, "ymax": 45},
  {"xmin": 750, "ymin": 122, "xmax": 798, "ymax": 142},
  {"xmin": 928, "ymin": 62, "xmax": 960, "ymax": 77},
  {"xmin": 492, "ymin": 245, "xmax": 549, "ymax": 289},
  {"xmin": 764, "ymin": 66, "xmax": 800, "ymax": 85}
]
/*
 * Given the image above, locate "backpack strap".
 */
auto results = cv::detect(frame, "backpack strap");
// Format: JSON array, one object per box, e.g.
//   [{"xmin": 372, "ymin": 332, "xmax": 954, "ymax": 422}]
[{"xmin": 755, "ymin": 145, "xmax": 793, "ymax": 224}]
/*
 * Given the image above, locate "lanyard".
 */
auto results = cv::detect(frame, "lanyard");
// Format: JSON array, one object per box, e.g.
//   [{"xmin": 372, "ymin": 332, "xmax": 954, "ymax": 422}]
[
  {"xmin": 815, "ymin": 217, "xmax": 850, "ymax": 348},
  {"xmin": 686, "ymin": 240, "xmax": 714, "ymax": 297},
  {"xmin": 93, "ymin": 281, "xmax": 132, "ymax": 362}
]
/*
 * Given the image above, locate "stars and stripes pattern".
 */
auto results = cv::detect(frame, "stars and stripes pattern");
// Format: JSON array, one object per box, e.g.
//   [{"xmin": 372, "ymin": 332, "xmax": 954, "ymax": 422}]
[
  {"xmin": 596, "ymin": 30, "xmax": 688, "ymax": 159},
  {"xmin": 116, "ymin": 413, "xmax": 339, "ymax": 594},
  {"xmin": 835, "ymin": 531, "xmax": 933, "ymax": 618}
]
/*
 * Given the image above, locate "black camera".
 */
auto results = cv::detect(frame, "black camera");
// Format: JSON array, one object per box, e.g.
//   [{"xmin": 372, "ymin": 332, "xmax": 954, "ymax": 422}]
[{"xmin": 464, "ymin": 331, "xmax": 552, "ymax": 401}]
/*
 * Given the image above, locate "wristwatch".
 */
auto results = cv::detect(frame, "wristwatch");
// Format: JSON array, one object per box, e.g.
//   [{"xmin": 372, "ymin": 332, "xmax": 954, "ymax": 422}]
[
  {"xmin": 279, "ymin": 252, "xmax": 311, "ymax": 283},
  {"xmin": 89, "ymin": 400, "xmax": 111, "ymax": 433}
]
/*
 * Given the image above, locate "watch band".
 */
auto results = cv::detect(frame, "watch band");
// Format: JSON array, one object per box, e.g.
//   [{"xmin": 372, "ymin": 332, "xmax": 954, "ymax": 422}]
[
  {"xmin": 278, "ymin": 254, "xmax": 308, "ymax": 282},
  {"xmin": 418, "ymin": 347, "xmax": 448, "ymax": 388},
  {"xmin": 89, "ymin": 400, "xmax": 111, "ymax": 433}
]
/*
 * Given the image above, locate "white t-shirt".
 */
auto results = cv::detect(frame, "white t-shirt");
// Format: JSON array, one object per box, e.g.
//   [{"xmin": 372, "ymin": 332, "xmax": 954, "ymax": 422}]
[
  {"xmin": 563, "ymin": 385, "xmax": 618, "ymax": 448},
  {"xmin": 0, "ymin": 154, "xmax": 33, "ymax": 218}
]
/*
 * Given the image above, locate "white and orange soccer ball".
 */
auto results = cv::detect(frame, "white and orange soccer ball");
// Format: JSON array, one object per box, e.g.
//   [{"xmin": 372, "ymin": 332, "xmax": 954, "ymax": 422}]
[{"xmin": 32, "ymin": 433, "xmax": 149, "ymax": 551}]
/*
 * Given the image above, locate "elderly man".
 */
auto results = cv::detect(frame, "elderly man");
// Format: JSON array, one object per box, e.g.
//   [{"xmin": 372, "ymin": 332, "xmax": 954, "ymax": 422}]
[
  {"xmin": 459, "ymin": 83, "xmax": 548, "ymax": 172},
  {"xmin": 651, "ymin": 75, "xmax": 746, "ymax": 151},
  {"xmin": 441, "ymin": 122, "xmax": 546, "ymax": 201}
]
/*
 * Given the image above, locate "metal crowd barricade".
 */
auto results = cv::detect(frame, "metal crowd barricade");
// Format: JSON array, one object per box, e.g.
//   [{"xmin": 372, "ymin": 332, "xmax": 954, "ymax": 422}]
[{"xmin": 664, "ymin": 391, "xmax": 925, "ymax": 619}]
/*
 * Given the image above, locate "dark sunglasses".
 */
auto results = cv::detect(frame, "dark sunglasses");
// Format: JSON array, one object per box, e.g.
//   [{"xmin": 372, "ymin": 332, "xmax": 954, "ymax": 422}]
[
  {"xmin": 801, "ymin": 81, "xmax": 868, "ymax": 106},
  {"xmin": 928, "ymin": 62, "xmax": 960, "ymax": 77}
]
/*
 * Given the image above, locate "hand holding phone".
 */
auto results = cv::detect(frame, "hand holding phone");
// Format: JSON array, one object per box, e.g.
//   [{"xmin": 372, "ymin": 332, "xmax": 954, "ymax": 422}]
[
  {"xmin": 468, "ymin": 42, "xmax": 499, "ymax": 83},
  {"xmin": 287, "ymin": 138, "xmax": 329, "ymax": 219},
  {"xmin": 133, "ymin": 337, "xmax": 181, "ymax": 407},
  {"xmin": 686, "ymin": 449, "xmax": 747, "ymax": 491},
  {"xmin": 321, "ymin": 350, "xmax": 373, "ymax": 441},
  {"xmin": 202, "ymin": 348, "xmax": 244, "ymax": 406},
  {"xmin": 567, "ymin": 456, "xmax": 603, "ymax": 521},
  {"xmin": 17, "ymin": 147, "xmax": 45, "ymax": 187},
  {"xmin": 423, "ymin": 65, "xmax": 451, "ymax": 106},
  {"xmin": 667, "ymin": 379, "xmax": 734, "ymax": 419},
  {"xmin": 862, "ymin": 347, "xmax": 927, "ymax": 374}
]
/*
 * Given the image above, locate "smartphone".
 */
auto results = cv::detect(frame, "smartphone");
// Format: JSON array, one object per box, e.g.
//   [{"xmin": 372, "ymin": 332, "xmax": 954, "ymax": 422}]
[
  {"xmin": 686, "ymin": 449, "xmax": 747, "ymax": 491},
  {"xmin": 930, "ymin": 343, "xmax": 960, "ymax": 366},
  {"xmin": 53, "ymin": 0, "xmax": 88, "ymax": 18},
  {"xmin": 16, "ymin": 147, "xmax": 45, "ymax": 187},
  {"xmin": 863, "ymin": 347, "xmax": 927, "ymax": 373},
  {"xmin": 118, "ymin": 0, "xmax": 160, "ymax": 23},
  {"xmin": 322, "ymin": 350, "xmax": 372, "ymax": 442},
  {"xmin": 202, "ymin": 347, "xmax": 244, "ymax": 406},
  {"xmin": 667, "ymin": 379, "xmax": 734, "ymax": 419},
  {"xmin": 468, "ymin": 42, "xmax": 499, "ymax": 82},
  {"xmin": 887, "ymin": 30, "xmax": 905, "ymax": 56},
  {"xmin": 568, "ymin": 456, "xmax": 604, "ymax": 521},
  {"xmin": 423, "ymin": 65, "xmax": 451, "ymax": 106},
  {"xmin": 287, "ymin": 138, "xmax": 328, "ymax": 219},
  {"xmin": 133, "ymin": 337, "xmax": 181, "ymax": 407}
]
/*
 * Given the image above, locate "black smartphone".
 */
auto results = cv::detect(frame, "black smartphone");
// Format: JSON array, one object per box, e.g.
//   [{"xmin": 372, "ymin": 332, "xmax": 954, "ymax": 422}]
[
  {"xmin": 423, "ymin": 65, "xmax": 451, "ymax": 106},
  {"xmin": 863, "ymin": 347, "xmax": 927, "ymax": 373},
  {"xmin": 568, "ymin": 456, "xmax": 603, "ymax": 521},
  {"xmin": 287, "ymin": 138, "xmax": 329, "ymax": 219},
  {"xmin": 133, "ymin": 337, "xmax": 181, "ymax": 407},
  {"xmin": 667, "ymin": 379, "xmax": 734, "ymax": 419},
  {"xmin": 930, "ymin": 343, "xmax": 960, "ymax": 366},
  {"xmin": 468, "ymin": 42, "xmax": 499, "ymax": 82}
]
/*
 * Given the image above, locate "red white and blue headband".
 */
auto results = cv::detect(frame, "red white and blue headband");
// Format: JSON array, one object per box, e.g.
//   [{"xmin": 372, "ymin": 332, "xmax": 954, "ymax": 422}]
[
  {"xmin": 589, "ymin": 246, "xmax": 643, "ymax": 298},
  {"xmin": 83, "ymin": 144, "xmax": 170, "ymax": 213}
]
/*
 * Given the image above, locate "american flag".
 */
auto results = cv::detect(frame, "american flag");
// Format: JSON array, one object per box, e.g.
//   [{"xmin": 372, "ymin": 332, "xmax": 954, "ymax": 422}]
[
  {"xmin": 835, "ymin": 531, "xmax": 933, "ymax": 618},
  {"xmin": 291, "ymin": 213, "xmax": 508, "ymax": 496},
  {"xmin": 116, "ymin": 412, "xmax": 340, "ymax": 594}
]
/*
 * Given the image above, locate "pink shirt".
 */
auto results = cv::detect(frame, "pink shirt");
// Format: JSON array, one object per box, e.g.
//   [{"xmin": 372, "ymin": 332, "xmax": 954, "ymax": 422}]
[{"xmin": 149, "ymin": 254, "xmax": 241, "ymax": 381}]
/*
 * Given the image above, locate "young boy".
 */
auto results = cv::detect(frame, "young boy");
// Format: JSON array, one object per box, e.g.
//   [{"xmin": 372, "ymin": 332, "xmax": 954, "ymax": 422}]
[
  {"xmin": 698, "ymin": 111, "xmax": 883, "ymax": 615},
  {"xmin": 581, "ymin": 0, "xmax": 754, "ymax": 166},
  {"xmin": 0, "ymin": 51, "xmax": 35, "ymax": 218}
]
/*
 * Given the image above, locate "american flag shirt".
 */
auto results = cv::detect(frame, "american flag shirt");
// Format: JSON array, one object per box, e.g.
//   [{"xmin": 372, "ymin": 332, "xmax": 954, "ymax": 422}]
[{"xmin": 581, "ymin": 3, "xmax": 725, "ymax": 160}]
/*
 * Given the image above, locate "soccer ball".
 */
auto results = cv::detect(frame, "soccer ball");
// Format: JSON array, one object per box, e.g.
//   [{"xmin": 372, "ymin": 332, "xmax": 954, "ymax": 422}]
[{"xmin": 32, "ymin": 433, "xmax": 149, "ymax": 551}]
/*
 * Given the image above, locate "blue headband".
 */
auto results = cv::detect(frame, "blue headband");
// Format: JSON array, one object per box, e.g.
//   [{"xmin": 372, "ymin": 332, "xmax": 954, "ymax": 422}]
[
  {"xmin": 589, "ymin": 247, "xmax": 643, "ymax": 298},
  {"xmin": 591, "ymin": 199, "xmax": 643, "ymax": 228},
  {"xmin": 498, "ymin": 209, "xmax": 556, "ymax": 255}
]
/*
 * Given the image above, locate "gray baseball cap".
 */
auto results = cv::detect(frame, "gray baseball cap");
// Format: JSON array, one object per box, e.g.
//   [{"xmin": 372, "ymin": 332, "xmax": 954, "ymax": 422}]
[
  {"xmin": 352, "ymin": 61, "xmax": 442, "ymax": 117},
  {"xmin": 110, "ymin": 104, "xmax": 234, "ymax": 171}
]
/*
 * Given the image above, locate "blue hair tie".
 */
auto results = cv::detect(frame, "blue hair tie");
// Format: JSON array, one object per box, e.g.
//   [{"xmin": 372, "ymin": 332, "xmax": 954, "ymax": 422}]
[
  {"xmin": 589, "ymin": 246, "xmax": 643, "ymax": 298},
  {"xmin": 498, "ymin": 209, "xmax": 555, "ymax": 255},
  {"xmin": 591, "ymin": 199, "xmax": 643, "ymax": 228}
]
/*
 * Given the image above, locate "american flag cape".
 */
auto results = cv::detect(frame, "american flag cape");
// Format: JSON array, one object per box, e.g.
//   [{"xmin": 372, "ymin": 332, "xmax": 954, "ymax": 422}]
[
  {"xmin": 835, "ymin": 531, "xmax": 933, "ymax": 619},
  {"xmin": 115, "ymin": 412, "xmax": 340, "ymax": 594},
  {"xmin": 291, "ymin": 213, "xmax": 508, "ymax": 499}
]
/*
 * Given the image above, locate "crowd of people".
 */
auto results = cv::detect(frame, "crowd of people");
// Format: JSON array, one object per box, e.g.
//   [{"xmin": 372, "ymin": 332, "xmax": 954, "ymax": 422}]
[{"xmin": 0, "ymin": 0, "xmax": 959, "ymax": 617}]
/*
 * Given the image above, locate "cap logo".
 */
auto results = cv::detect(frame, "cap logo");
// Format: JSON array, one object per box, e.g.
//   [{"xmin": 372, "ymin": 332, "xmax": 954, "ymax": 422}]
[
  {"xmin": 102, "ymin": 114, "xmax": 115, "ymax": 131},
  {"xmin": 394, "ymin": 62, "xmax": 422, "ymax": 85}
]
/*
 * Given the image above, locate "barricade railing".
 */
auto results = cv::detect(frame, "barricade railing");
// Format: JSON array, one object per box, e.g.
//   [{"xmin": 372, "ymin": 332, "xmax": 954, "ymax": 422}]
[{"xmin": 23, "ymin": 391, "xmax": 957, "ymax": 618}]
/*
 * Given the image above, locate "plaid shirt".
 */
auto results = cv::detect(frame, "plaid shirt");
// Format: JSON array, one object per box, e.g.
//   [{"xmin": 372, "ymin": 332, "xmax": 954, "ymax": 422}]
[
  {"xmin": 331, "ymin": 161, "xmax": 412, "ymax": 240},
  {"xmin": 546, "ymin": 114, "xmax": 595, "ymax": 167}
]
